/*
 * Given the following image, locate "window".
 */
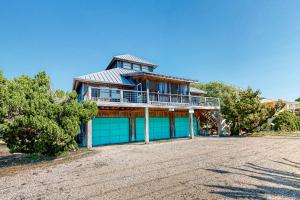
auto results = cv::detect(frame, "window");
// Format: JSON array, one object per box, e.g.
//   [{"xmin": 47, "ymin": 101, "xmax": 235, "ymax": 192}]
[
  {"xmin": 179, "ymin": 84, "xmax": 188, "ymax": 95},
  {"xmin": 123, "ymin": 62, "xmax": 132, "ymax": 69},
  {"xmin": 148, "ymin": 68, "xmax": 153, "ymax": 72},
  {"xmin": 171, "ymin": 83, "xmax": 179, "ymax": 94},
  {"xmin": 141, "ymin": 66, "xmax": 149, "ymax": 72},
  {"xmin": 111, "ymin": 90, "xmax": 121, "ymax": 99},
  {"xmin": 158, "ymin": 82, "xmax": 169, "ymax": 94},
  {"xmin": 116, "ymin": 61, "xmax": 122, "ymax": 68},
  {"xmin": 149, "ymin": 81, "xmax": 158, "ymax": 92},
  {"xmin": 91, "ymin": 88, "xmax": 100, "ymax": 98},
  {"xmin": 99, "ymin": 87, "xmax": 110, "ymax": 98},
  {"xmin": 133, "ymin": 64, "xmax": 141, "ymax": 71}
]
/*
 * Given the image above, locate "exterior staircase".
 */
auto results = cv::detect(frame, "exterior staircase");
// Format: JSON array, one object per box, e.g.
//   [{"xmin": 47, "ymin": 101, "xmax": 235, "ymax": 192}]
[{"xmin": 200, "ymin": 111, "xmax": 230, "ymax": 136}]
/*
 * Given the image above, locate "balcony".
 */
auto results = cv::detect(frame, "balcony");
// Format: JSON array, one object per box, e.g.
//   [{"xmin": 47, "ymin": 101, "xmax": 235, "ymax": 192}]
[{"xmin": 88, "ymin": 88, "xmax": 220, "ymax": 109}]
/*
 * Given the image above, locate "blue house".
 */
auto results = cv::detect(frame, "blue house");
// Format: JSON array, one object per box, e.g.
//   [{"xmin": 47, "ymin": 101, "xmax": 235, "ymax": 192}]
[{"xmin": 73, "ymin": 54, "xmax": 221, "ymax": 148}]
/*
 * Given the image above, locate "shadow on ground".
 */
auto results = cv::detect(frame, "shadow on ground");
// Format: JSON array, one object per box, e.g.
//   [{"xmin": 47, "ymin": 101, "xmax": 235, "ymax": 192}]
[
  {"xmin": 205, "ymin": 159, "xmax": 300, "ymax": 199},
  {"xmin": 0, "ymin": 153, "xmax": 57, "ymax": 168}
]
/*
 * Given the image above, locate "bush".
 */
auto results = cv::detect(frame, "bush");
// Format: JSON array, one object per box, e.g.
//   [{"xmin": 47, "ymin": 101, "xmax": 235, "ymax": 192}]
[
  {"xmin": 0, "ymin": 71, "xmax": 97, "ymax": 156},
  {"xmin": 273, "ymin": 111, "xmax": 300, "ymax": 132}
]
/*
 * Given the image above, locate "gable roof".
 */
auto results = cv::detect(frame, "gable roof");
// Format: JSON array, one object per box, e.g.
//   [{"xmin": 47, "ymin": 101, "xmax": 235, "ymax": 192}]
[
  {"xmin": 106, "ymin": 54, "xmax": 157, "ymax": 69},
  {"xmin": 74, "ymin": 68, "xmax": 136, "ymax": 86}
]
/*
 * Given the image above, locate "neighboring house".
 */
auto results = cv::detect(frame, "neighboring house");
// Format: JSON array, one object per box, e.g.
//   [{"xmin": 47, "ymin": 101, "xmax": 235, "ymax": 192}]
[
  {"xmin": 261, "ymin": 98, "xmax": 300, "ymax": 115},
  {"xmin": 73, "ymin": 54, "xmax": 221, "ymax": 148}
]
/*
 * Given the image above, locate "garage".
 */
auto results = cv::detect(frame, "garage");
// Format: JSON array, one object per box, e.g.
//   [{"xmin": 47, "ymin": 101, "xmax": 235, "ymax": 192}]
[
  {"xmin": 174, "ymin": 117, "xmax": 198, "ymax": 138},
  {"xmin": 135, "ymin": 117, "xmax": 170, "ymax": 141},
  {"xmin": 92, "ymin": 118, "xmax": 130, "ymax": 146}
]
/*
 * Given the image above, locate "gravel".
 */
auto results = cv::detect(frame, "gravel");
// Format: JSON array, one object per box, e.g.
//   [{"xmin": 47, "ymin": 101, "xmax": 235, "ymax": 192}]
[{"xmin": 0, "ymin": 137, "xmax": 300, "ymax": 200}]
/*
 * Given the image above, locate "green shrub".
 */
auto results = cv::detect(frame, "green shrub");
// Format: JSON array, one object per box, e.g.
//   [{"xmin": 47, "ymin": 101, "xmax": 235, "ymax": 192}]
[
  {"xmin": 0, "ymin": 71, "xmax": 97, "ymax": 156},
  {"xmin": 273, "ymin": 111, "xmax": 300, "ymax": 131}
]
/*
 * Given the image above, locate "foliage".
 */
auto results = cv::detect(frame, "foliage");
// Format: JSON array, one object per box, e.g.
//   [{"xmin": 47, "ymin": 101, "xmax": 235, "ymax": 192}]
[
  {"xmin": 273, "ymin": 111, "xmax": 300, "ymax": 132},
  {"xmin": 295, "ymin": 97, "xmax": 300, "ymax": 102},
  {"xmin": 191, "ymin": 82, "xmax": 240, "ymax": 99},
  {"xmin": 192, "ymin": 82, "xmax": 285, "ymax": 135},
  {"xmin": 0, "ymin": 71, "xmax": 97, "ymax": 156}
]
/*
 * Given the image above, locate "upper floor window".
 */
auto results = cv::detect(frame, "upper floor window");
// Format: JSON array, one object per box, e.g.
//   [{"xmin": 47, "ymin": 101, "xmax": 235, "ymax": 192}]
[
  {"xmin": 133, "ymin": 64, "xmax": 141, "ymax": 71},
  {"xmin": 123, "ymin": 62, "xmax": 132, "ymax": 69},
  {"xmin": 91, "ymin": 87, "xmax": 120, "ymax": 99},
  {"xmin": 141, "ymin": 66, "xmax": 149, "ymax": 72}
]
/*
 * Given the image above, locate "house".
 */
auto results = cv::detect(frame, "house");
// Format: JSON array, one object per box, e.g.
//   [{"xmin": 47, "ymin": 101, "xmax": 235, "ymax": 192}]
[
  {"xmin": 261, "ymin": 98, "xmax": 300, "ymax": 116},
  {"xmin": 73, "ymin": 54, "xmax": 222, "ymax": 148}
]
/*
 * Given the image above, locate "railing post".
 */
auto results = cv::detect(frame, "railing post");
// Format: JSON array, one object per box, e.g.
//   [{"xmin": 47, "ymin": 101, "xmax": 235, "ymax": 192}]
[
  {"xmin": 120, "ymin": 90, "xmax": 124, "ymax": 103},
  {"xmin": 146, "ymin": 89, "xmax": 150, "ymax": 103},
  {"xmin": 189, "ymin": 95, "xmax": 192, "ymax": 105}
]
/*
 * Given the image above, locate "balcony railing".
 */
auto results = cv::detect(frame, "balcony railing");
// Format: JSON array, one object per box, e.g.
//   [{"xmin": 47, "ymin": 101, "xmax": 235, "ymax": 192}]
[{"xmin": 89, "ymin": 88, "xmax": 220, "ymax": 109}]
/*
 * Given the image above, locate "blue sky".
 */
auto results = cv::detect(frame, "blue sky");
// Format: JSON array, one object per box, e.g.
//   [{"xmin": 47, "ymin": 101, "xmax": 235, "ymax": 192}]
[{"xmin": 1, "ymin": 0, "xmax": 300, "ymax": 101}]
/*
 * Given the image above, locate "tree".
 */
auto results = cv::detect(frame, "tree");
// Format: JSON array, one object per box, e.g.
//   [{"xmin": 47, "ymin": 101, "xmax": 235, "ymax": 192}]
[
  {"xmin": 295, "ymin": 97, "xmax": 300, "ymax": 102},
  {"xmin": 192, "ymin": 82, "xmax": 283, "ymax": 135},
  {"xmin": 0, "ymin": 71, "xmax": 9, "ymax": 136},
  {"xmin": 273, "ymin": 111, "xmax": 300, "ymax": 131},
  {"xmin": 191, "ymin": 82, "xmax": 240, "ymax": 100},
  {"xmin": 0, "ymin": 71, "xmax": 97, "ymax": 155}
]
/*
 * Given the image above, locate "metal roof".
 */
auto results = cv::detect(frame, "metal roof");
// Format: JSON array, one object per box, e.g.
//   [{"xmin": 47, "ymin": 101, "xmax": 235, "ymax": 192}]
[
  {"xmin": 106, "ymin": 54, "xmax": 157, "ymax": 70},
  {"xmin": 74, "ymin": 68, "xmax": 136, "ymax": 86},
  {"xmin": 190, "ymin": 87, "xmax": 207, "ymax": 94},
  {"xmin": 124, "ymin": 71, "xmax": 197, "ymax": 83},
  {"xmin": 114, "ymin": 54, "xmax": 156, "ymax": 66}
]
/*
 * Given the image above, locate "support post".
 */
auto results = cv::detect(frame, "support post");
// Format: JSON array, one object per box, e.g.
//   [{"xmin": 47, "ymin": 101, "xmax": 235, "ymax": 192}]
[
  {"xmin": 189, "ymin": 109, "xmax": 194, "ymax": 139},
  {"xmin": 146, "ymin": 80, "xmax": 150, "ymax": 103},
  {"xmin": 120, "ymin": 90, "xmax": 124, "ymax": 103},
  {"xmin": 169, "ymin": 112, "xmax": 175, "ymax": 138},
  {"xmin": 88, "ymin": 86, "xmax": 92, "ymax": 100},
  {"xmin": 217, "ymin": 112, "xmax": 222, "ymax": 136},
  {"xmin": 144, "ymin": 107, "xmax": 149, "ymax": 144},
  {"xmin": 87, "ymin": 120, "xmax": 92, "ymax": 149}
]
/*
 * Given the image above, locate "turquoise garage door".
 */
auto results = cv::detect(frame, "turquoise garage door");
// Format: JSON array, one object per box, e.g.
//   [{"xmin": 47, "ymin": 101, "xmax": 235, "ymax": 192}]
[
  {"xmin": 175, "ymin": 117, "xmax": 198, "ymax": 138},
  {"xmin": 92, "ymin": 118, "xmax": 129, "ymax": 146},
  {"xmin": 136, "ymin": 117, "xmax": 170, "ymax": 141}
]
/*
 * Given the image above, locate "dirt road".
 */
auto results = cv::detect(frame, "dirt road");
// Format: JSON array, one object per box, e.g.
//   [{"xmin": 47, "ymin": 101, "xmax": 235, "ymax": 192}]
[{"xmin": 1, "ymin": 137, "xmax": 300, "ymax": 199}]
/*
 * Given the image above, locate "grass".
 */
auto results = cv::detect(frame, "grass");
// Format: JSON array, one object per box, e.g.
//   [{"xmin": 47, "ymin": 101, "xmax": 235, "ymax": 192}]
[{"xmin": 0, "ymin": 143, "xmax": 94, "ymax": 177}]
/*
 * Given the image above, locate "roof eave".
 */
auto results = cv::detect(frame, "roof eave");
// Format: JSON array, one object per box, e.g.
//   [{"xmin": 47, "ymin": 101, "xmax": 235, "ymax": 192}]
[
  {"xmin": 124, "ymin": 72, "xmax": 197, "ymax": 83},
  {"xmin": 73, "ymin": 78, "xmax": 136, "ymax": 87}
]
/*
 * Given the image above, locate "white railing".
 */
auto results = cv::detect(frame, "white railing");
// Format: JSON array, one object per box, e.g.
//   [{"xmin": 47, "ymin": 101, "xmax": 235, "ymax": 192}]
[{"xmin": 89, "ymin": 88, "xmax": 220, "ymax": 108}]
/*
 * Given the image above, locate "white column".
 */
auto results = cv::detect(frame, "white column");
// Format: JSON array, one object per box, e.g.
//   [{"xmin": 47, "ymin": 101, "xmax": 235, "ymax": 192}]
[
  {"xmin": 144, "ymin": 107, "xmax": 149, "ymax": 144},
  {"xmin": 88, "ymin": 86, "xmax": 92, "ymax": 100},
  {"xmin": 120, "ymin": 90, "xmax": 124, "ymax": 103},
  {"xmin": 87, "ymin": 120, "xmax": 92, "ymax": 149},
  {"xmin": 146, "ymin": 80, "xmax": 150, "ymax": 103},
  {"xmin": 189, "ymin": 110, "xmax": 194, "ymax": 139}
]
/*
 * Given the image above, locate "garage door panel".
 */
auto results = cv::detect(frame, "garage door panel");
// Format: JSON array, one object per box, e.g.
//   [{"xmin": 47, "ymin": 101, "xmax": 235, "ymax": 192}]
[
  {"xmin": 135, "ymin": 117, "xmax": 170, "ymax": 141},
  {"xmin": 92, "ymin": 118, "xmax": 129, "ymax": 146},
  {"xmin": 175, "ymin": 117, "xmax": 198, "ymax": 138}
]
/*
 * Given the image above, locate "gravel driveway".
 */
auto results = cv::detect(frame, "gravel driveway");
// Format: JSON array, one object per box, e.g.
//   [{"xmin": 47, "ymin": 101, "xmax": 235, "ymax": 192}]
[{"xmin": 1, "ymin": 137, "xmax": 300, "ymax": 200}]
